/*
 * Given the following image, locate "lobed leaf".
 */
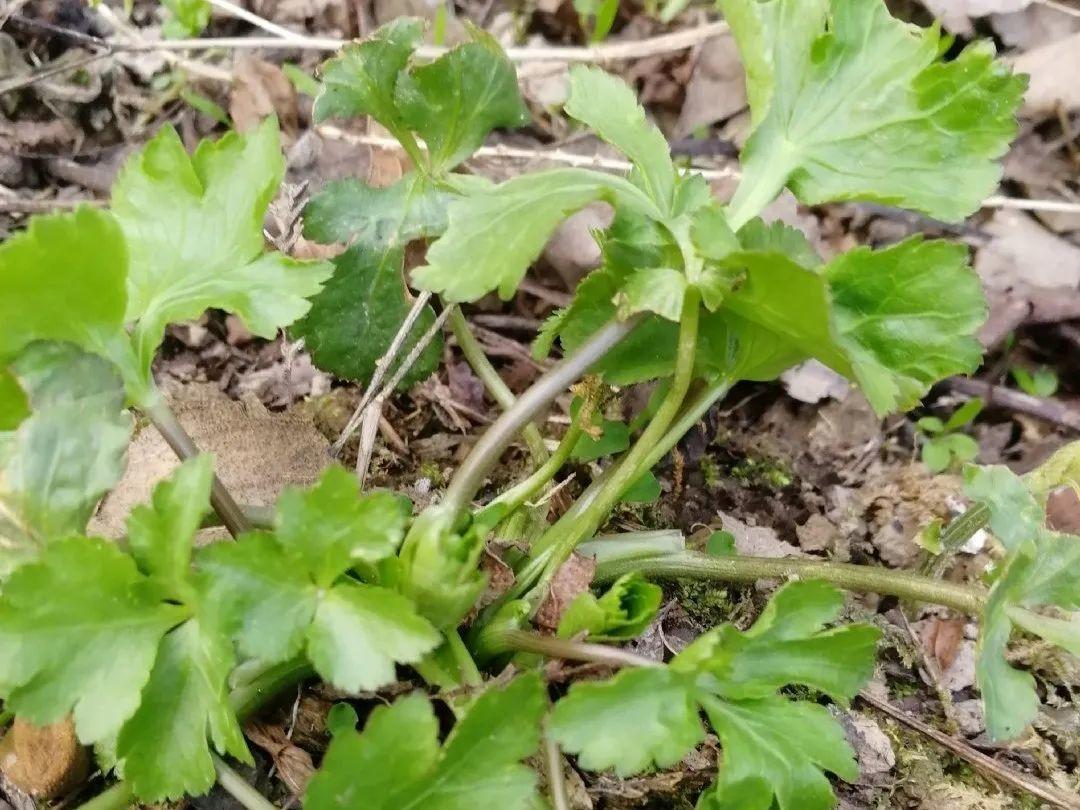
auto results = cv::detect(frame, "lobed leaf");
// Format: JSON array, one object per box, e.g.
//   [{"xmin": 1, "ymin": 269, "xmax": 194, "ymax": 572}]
[
  {"xmin": 306, "ymin": 673, "xmax": 546, "ymax": 809},
  {"xmin": 111, "ymin": 119, "xmax": 332, "ymax": 378},
  {"xmin": 557, "ymin": 571, "xmax": 663, "ymax": 640},
  {"xmin": 722, "ymin": 0, "xmax": 1025, "ymax": 223}
]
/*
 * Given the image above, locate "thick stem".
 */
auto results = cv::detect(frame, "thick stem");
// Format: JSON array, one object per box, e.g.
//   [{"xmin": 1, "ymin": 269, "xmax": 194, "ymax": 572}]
[
  {"xmin": 532, "ymin": 290, "xmax": 702, "ymax": 575},
  {"xmin": 496, "ymin": 629, "xmax": 661, "ymax": 668},
  {"xmin": 919, "ymin": 502, "xmax": 991, "ymax": 578},
  {"xmin": 439, "ymin": 317, "xmax": 638, "ymax": 516},
  {"xmin": 212, "ymin": 755, "xmax": 278, "ymax": 810},
  {"xmin": 144, "ymin": 399, "xmax": 250, "ymax": 537},
  {"xmin": 597, "ymin": 552, "xmax": 988, "ymax": 616},
  {"xmin": 449, "ymin": 307, "xmax": 549, "ymax": 466}
]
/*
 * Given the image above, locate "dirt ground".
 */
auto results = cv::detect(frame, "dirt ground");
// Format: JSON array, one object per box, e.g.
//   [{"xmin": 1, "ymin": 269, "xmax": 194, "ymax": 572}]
[{"xmin": 2, "ymin": 0, "xmax": 1080, "ymax": 807}]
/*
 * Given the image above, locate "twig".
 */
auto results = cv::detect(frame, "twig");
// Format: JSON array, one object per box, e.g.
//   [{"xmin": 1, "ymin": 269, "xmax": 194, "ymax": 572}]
[
  {"xmin": 1035, "ymin": 0, "xmax": 1080, "ymax": 19},
  {"xmin": 330, "ymin": 291, "xmax": 433, "ymax": 458},
  {"xmin": 94, "ymin": 20, "xmax": 732, "ymax": 62},
  {"xmin": 354, "ymin": 304, "xmax": 455, "ymax": 485},
  {"xmin": 205, "ymin": 0, "xmax": 306, "ymax": 41},
  {"xmin": 323, "ymin": 129, "xmax": 1080, "ymax": 217},
  {"xmin": 0, "ymin": 196, "xmax": 103, "ymax": 213},
  {"xmin": 544, "ymin": 729, "xmax": 571, "ymax": 810},
  {"xmin": 945, "ymin": 376, "xmax": 1080, "ymax": 432},
  {"xmin": 499, "ymin": 629, "xmax": 662, "ymax": 669},
  {"xmin": 857, "ymin": 690, "xmax": 1080, "ymax": 810}
]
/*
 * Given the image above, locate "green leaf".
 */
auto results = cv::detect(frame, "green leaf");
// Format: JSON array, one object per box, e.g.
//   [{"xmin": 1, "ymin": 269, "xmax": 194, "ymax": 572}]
[
  {"xmin": 1011, "ymin": 366, "xmax": 1058, "ymax": 398},
  {"xmin": 564, "ymin": 66, "xmax": 676, "ymax": 210},
  {"xmin": 945, "ymin": 398, "xmax": 984, "ymax": 431},
  {"xmin": 313, "ymin": 18, "xmax": 423, "ymax": 142},
  {"xmin": 275, "ymin": 466, "xmax": 411, "ymax": 587},
  {"xmin": 0, "ymin": 368, "xmax": 28, "ymax": 431},
  {"xmin": 162, "ymin": 0, "xmax": 210, "ymax": 38},
  {"xmin": 306, "ymin": 582, "xmax": 441, "ymax": 693},
  {"xmin": 0, "ymin": 538, "xmax": 184, "ymax": 743},
  {"xmin": 723, "ymin": 0, "xmax": 1025, "ymax": 223},
  {"xmin": 1007, "ymin": 606, "xmax": 1080, "ymax": 657},
  {"xmin": 306, "ymin": 673, "xmax": 546, "ymax": 809},
  {"xmin": 395, "ymin": 28, "xmax": 530, "ymax": 170},
  {"xmin": 723, "ymin": 237, "xmax": 985, "ymax": 415},
  {"xmin": 557, "ymin": 571, "xmax": 663, "ymax": 640},
  {"xmin": 619, "ymin": 470, "xmax": 662, "ymax": 504},
  {"xmin": 615, "ymin": 267, "xmax": 687, "ymax": 322},
  {"xmin": 117, "ymin": 617, "xmax": 250, "ymax": 801},
  {"xmin": 303, "ymin": 173, "xmax": 451, "ymax": 249},
  {"xmin": 916, "ymin": 416, "xmax": 945, "ymax": 435},
  {"xmin": 944, "ymin": 433, "xmax": 979, "ymax": 464},
  {"xmin": 398, "ymin": 511, "xmax": 488, "ymax": 628},
  {"xmin": 736, "ymin": 218, "xmax": 820, "ymax": 269},
  {"xmin": 550, "ymin": 667, "xmax": 704, "ymax": 776},
  {"xmin": 111, "ymin": 119, "xmax": 332, "ymax": 379},
  {"xmin": 0, "ymin": 344, "xmax": 132, "ymax": 578},
  {"xmin": 0, "ymin": 206, "xmax": 127, "ymax": 362},
  {"xmin": 127, "ymin": 455, "xmax": 214, "ymax": 583},
  {"xmin": 413, "ymin": 168, "xmax": 659, "ymax": 302},
  {"xmin": 922, "ymin": 438, "xmax": 952, "ymax": 473},
  {"xmin": 963, "ymin": 464, "xmax": 1042, "ymax": 550},
  {"xmin": 199, "ymin": 477, "xmax": 439, "ymax": 691},
  {"xmin": 572, "ymin": 420, "xmax": 630, "ymax": 463},
  {"xmin": 698, "ymin": 694, "xmax": 857, "ymax": 810},
  {"xmin": 292, "ymin": 245, "xmax": 442, "ymax": 387}
]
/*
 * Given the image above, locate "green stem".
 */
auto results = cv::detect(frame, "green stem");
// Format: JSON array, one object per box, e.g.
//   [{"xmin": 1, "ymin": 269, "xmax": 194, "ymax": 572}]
[
  {"xmin": 74, "ymin": 659, "xmax": 312, "ymax": 810},
  {"xmin": 144, "ymin": 398, "xmax": 250, "ymax": 538},
  {"xmin": 919, "ymin": 502, "xmax": 991, "ymax": 578},
  {"xmin": 724, "ymin": 149, "xmax": 796, "ymax": 231},
  {"xmin": 494, "ymin": 629, "xmax": 661, "ymax": 669},
  {"xmin": 597, "ymin": 552, "xmax": 988, "ymax": 616},
  {"xmin": 532, "ymin": 289, "xmax": 702, "ymax": 578},
  {"xmin": 0, "ymin": 708, "xmax": 11, "ymax": 727},
  {"xmin": 438, "ymin": 317, "xmax": 638, "ymax": 517},
  {"xmin": 474, "ymin": 420, "xmax": 584, "ymax": 527},
  {"xmin": 544, "ymin": 729, "xmax": 570, "ymax": 810},
  {"xmin": 450, "ymin": 307, "xmax": 549, "ymax": 466},
  {"xmin": 212, "ymin": 755, "xmax": 278, "ymax": 810},
  {"xmin": 447, "ymin": 629, "xmax": 484, "ymax": 687}
]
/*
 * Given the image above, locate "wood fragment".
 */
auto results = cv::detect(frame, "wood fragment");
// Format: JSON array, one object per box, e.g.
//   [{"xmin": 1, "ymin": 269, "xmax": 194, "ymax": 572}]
[{"xmin": 945, "ymin": 377, "xmax": 1080, "ymax": 432}]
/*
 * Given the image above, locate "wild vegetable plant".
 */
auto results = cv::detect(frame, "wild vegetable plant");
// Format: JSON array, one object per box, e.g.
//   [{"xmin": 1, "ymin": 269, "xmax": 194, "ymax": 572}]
[
  {"xmin": 0, "ymin": 2, "xmax": 1077, "ymax": 809},
  {"xmin": 917, "ymin": 398, "xmax": 982, "ymax": 473}
]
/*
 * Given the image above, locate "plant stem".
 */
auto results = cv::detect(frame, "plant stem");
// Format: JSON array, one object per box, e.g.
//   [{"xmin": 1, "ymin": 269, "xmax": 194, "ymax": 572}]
[
  {"xmin": 0, "ymin": 709, "xmax": 11, "ymax": 727},
  {"xmin": 77, "ymin": 783, "xmax": 134, "ymax": 810},
  {"xmin": 474, "ymin": 419, "xmax": 584, "ymax": 527},
  {"xmin": 446, "ymin": 629, "xmax": 484, "ymax": 687},
  {"xmin": 212, "ymin": 755, "xmax": 278, "ymax": 810},
  {"xmin": 450, "ymin": 307, "xmax": 549, "ymax": 466},
  {"xmin": 495, "ymin": 629, "xmax": 661, "ymax": 668},
  {"xmin": 919, "ymin": 502, "xmax": 990, "ymax": 578},
  {"xmin": 597, "ymin": 551, "xmax": 988, "ymax": 616},
  {"xmin": 439, "ymin": 317, "xmax": 638, "ymax": 516},
  {"xmin": 544, "ymin": 729, "xmax": 570, "ymax": 810},
  {"xmin": 144, "ymin": 399, "xmax": 250, "ymax": 537},
  {"xmin": 532, "ymin": 289, "xmax": 702, "ymax": 579}
]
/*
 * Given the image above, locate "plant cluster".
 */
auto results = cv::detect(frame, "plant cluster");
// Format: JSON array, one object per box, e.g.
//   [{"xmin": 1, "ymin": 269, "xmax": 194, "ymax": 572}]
[{"xmin": 1, "ymin": 2, "xmax": 1077, "ymax": 809}]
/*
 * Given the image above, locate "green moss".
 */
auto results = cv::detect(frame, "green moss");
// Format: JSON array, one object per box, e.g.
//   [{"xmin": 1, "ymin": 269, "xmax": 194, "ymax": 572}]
[
  {"xmin": 730, "ymin": 456, "xmax": 792, "ymax": 489},
  {"xmin": 418, "ymin": 460, "xmax": 445, "ymax": 487},
  {"xmin": 676, "ymin": 580, "xmax": 737, "ymax": 627},
  {"xmin": 700, "ymin": 456, "xmax": 722, "ymax": 489}
]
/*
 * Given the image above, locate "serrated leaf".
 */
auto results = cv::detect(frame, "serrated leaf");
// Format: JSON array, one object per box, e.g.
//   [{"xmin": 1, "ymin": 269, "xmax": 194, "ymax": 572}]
[
  {"xmin": 306, "ymin": 674, "xmax": 546, "ymax": 809},
  {"xmin": 292, "ymin": 245, "xmax": 442, "ymax": 387},
  {"xmin": 550, "ymin": 666, "xmax": 704, "ymax": 776},
  {"xmin": 275, "ymin": 466, "xmax": 411, "ymax": 586},
  {"xmin": 722, "ymin": 0, "xmax": 1025, "ymax": 223},
  {"xmin": 111, "ymin": 119, "xmax": 332, "ymax": 378},
  {"xmin": 313, "ymin": 18, "xmax": 422, "ymax": 142},
  {"xmin": 0, "ymin": 538, "xmax": 183, "ymax": 743},
  {"xmin": 564, "ymin": 66, "xmax": 675, "ymax": 210},
  {"xmin": 698, "ymin": 695, "xmax": 857, "ymax": 810},
  {"xmin": 398, "ymin": 511, "xmax": 488, "ymax": 628},
  {"xmin": 117, "ymin": 617, "xmax": 250, "ymax": 801},
  {"xmin": 721, "ymin": 237, "xmax": 985, "ymax": 415},
  {"xmin": 127, "ymin": 455, "xmax": 213, "ymax": 583},
  {"xmin": 0, "ymin": 344, "xmax": 132, "ymax": 578},
  {"xmin": 615, "ymin": 267, "xmax": 686, "ymax": 322},
  {"xmin": 412, "ymin": 168, "xmax": 659, "ymax": 302},
  {"xmin": 307, "ymin": 582, "xmax": 441, "ymax": 693},
  {"xmin": 303, "ymin": 173, "xmax": 451, "ymax": 249},
  {"xmin": 736, "ymin": 218, "xmax": 820, "ymax": 268},
  {"xmin": 557, "ymin": 571, "xmax": 663, "ymax": 640},
  {"xmin": 963, "ymin": 464, "xmax": 1042, "ymax": 551},
  {"xmin": 162, "ymin": 0, "xmax": 210, "ymax": 38},
  {"xmin": 395, "ymin": 28, "xmax": 529, "ymax": 170},
  {"xmin": 0, "ymin": 207, "xmax": 127, "ymax": 362}
]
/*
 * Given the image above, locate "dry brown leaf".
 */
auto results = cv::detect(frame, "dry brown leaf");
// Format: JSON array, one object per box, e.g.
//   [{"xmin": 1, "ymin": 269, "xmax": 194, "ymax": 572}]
[
  {"xmin": 230, "ymin": 56, "xmax": 298, "ymax": 137},
  {"xmin": 1046, "ymin": 486, "xmax": 1080, "ymax": 534},
  {"xmin": 244, "ymin": 720, "xmax": 315, "ymax": 795},
  {"xmin": 542, "ymin": 203, "xmax": 612, "ymax": 288},
  {"xmin": 920, "ymin": 616, "xmax": 966, "ymax": 672},
  {"xmin": 991, "ymin": 4, "xmax": 1080, "ymax": 48},
  {"xmin": 675, "ymin": 35, "xmax": 747, "ymax": 138},
  {"xmin": 89, "ymin": 384, "xmax": 331, "ymax": 539},
  {"xmin": 0, "ymin": 718, "xmax": 88, "ymax": 799},
  {"xmin": 535, "ymin": 552, "xmax": 597, "ymax": 630},
  {"xmin": 1013, "ymin": 31, "xmax": 1080, "ymax": 115},
  {"xmin": 920, "ymin": 0, "xmax": 1032, "ymax": 33},
  {"xmin": 717, "ymin": 511, "xmax": 803, "ymax": 558}
]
